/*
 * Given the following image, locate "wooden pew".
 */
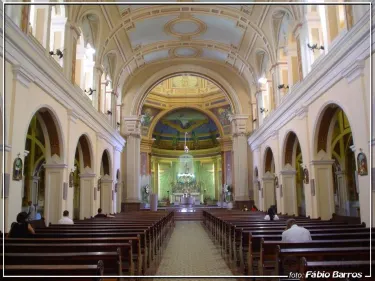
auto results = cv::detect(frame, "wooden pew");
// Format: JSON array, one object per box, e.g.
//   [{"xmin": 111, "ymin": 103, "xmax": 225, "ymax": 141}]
[
  {"xmin": 5, "ymin": 242, "xmax": 134, "ymax": 275},
  {"xmin": 6, "ymin": 235, "xmax": 144, "ymax": 274},
  {"xmin": 260, "ymin": 239, "xmax": 372, "ymax": 275},
  {"xmin": 2, "ymin": 261, "xmax": 104, "ymax": 280},
  {"xmin": 300, "ymin": 258, "xmax": 373, "ymax": 280},
  {"xmin": 3, "ymin": 251, "xmax": 121, "ymax": 276},
  {"xmin": 245, "ymin": 232, "xmax": 374, "ymax": 275},
  {"xmin": 276, "ymin": 246, "xmax": 372, "ymax": 275}
]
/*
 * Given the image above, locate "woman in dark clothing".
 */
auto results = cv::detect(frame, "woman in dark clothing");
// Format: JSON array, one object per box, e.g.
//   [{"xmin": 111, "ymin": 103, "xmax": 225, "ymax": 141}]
[{"xmin": 7, "ymin": 212, "xmax": 35, "ymax": 238}]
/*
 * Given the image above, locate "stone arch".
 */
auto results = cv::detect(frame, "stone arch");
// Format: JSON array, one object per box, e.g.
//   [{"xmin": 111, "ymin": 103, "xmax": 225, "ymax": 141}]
[
  {"xmin": 313, "ymin": 101, "xmax": 356, "ymax": 159},
  {"xmin": 146, "ymin": 105, "xmax": 225, "ymax": 140},
  {"xmin": 100, "ymin": 149, "xmax": 112, "ymax": 176},
  {"xmin": 24, "ymin": 105, "xmax": 65, "ymax": 160},
  {"xmin": 126, "ymin": 65, "xmax": 243, "ymax": 116},
  {"xmin": 282, "ymin": 130, "xmax": 302, "ymax": 167},
  {"xmin": 75, "ymin": 134, "xmax": 94, "ymax": 170},
  {"xmin": 312, "ymin": 101, "xmax": 358, "ymax": 218},
  {"xmin": 77, "ymin": 10, "xmax": 102, "ymax": 51},
  {"xmin": 264, "ymin": 146, "xmax": 275, "ymax": 174}
]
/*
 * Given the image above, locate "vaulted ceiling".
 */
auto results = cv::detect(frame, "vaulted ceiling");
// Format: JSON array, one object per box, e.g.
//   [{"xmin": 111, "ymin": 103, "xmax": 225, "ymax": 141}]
[{"xmin": 71, "ymin": 2, "xmax": 302, "ymax": 99}]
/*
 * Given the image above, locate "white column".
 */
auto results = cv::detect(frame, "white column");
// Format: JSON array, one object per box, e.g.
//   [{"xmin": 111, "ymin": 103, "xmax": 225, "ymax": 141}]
[
  {"xmin": 280, "ymin": 165, "xmax": 297, "ymax": 216},
  {"xmin": 100, "ymin": 175, "xmax": 113, "ymax": 215},
  {"xmin": 43, "ymin": 156, "xmax": 67, "ymax": 225},
  {"xmin": 93, "ymin": 64, "xmax": 103, "ymax": 111},
  {"xmin": 311, "ymin": 159, "xmax": 335, "ymax": 220},
  {"xmin": 63, "ymin": 21, "xmax": 80, "ymax": 82},
  {"xmin": 116, "ymin": 181, "xmax": 122, "ymax": 213},
  {"xmin": 79, "ymin": 167, "xmax": 96, "ymax": 219},
  {"xmin": 230, "ymin": 115, "xmax": 249, "ymax": 203},
  {"xmin": 123, "ymin": 116, "xmax": 142, "ymax": 204},
  {"xmin": 255, "ymin": 90, "xmax": 266, "ymax": 126},
  {"xmin": 262, "ymin": 171, "xmax": 275, "ymax": 211}
]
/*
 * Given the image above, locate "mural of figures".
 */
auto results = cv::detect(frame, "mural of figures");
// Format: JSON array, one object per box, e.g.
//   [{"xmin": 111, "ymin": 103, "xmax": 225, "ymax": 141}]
[
  {"xmin": 140, "ymin": 106, "xmax": 161, "ymax": 135},
  {"xmin": 152, "ymin": 108, "xmax": 219, "ymax": 150},
  {"xmin": 12, "ymin": 155, "xmax": 23, "ymax": 181},
  {"xmin": 210, "ymin": 105, "xmax": 232, "ymax": 126}
]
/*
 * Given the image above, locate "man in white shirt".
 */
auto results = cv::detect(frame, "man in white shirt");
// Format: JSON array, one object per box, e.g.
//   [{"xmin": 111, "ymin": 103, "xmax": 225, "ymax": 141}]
[
  {"xmin": 58, "ymin": 210, "xmax": 74, "ymax": 225},
  {"xmin": 282, "ymin": 219, "xmax": 312, "ymax": 242},
  {"xmin": 27, "ymin": 201, "xmax": 36, "ymax": 221}
]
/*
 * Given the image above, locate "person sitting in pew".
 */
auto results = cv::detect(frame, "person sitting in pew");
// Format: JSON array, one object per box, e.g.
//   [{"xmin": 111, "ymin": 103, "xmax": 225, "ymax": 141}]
[
  {"xmin": 282, "ymin": 218, "xmax": 312, "ymax": 242},
  {"xmin": 264, "ymin": 207, "xmax": 279, "ymax": 221},
  {"xmin": 58, "ymin": 210, "xmax": 74, "ymax": 225},
  {"xmin": 94, "ymin": 208, "xmax": 115, "ymax": 218},
  {"xmin": 7, "ymin": 212, "xmax": 35, "ymax": 238},
  {"xmin": 251, "ymin": 205, "xmax": 258, "ymax": 211}
]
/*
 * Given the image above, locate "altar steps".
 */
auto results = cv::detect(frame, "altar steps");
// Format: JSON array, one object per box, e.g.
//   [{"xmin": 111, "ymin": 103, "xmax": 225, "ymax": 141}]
[{"xmin": 173, "ymin": 210, "xmax": 203, "ymax": 221}]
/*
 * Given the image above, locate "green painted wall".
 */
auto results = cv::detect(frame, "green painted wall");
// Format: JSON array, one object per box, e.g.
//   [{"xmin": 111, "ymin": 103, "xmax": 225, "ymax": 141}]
[{"xmin": 158, "ymin": 160, "xmax": 217, "ymax": 201}]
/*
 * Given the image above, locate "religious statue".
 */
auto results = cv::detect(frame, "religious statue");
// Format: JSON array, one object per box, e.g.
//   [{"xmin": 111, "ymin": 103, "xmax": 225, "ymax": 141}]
[{"xmin": 141, "ymin": 185, "xmax": 150, "ymax": 203}]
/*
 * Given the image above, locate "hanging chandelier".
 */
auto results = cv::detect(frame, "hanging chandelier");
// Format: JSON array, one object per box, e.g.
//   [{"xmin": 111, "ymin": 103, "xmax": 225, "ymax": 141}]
[{"xmin": 184, "ymin": 132, "xmax": 189, "ymax": 153}]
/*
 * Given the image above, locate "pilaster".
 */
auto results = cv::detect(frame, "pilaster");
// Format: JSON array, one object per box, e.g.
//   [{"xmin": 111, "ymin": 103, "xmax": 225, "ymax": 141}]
[
  {"xmin": 79, "ymin": 167, "xmax": 96, "ymax": 219},
  {"xmin": 123, "ymin": 116, "xmax": 142, "ymax": 205},
  {"xmin": 280, "ymin": 165, "xmax": 297, "ymax": 216},
  {"xmin": 262, "ymin": 171, "xmax": 275, "ymax": 212},
  {"xmin": 100, "ymin": 174, "xmax": 113, "ymax": 214},
  {"xmin": 43, "ymin": 155, "xmax": 67, "ymax": 225},
  {"xmin": 230, "ymin": 115, "xmax": 250, "ymax": 204}
]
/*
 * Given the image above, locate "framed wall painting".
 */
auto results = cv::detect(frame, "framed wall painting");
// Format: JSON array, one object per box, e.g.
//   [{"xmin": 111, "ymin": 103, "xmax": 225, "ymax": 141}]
[{"xmin": 357, "ymin": 152, "xmax": 368, "ymax": 176}]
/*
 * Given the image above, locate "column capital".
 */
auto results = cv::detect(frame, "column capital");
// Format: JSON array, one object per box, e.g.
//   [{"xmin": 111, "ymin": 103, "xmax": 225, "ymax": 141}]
[
  {"xmin": 311, "ymin": 159, "xmax": 335, "ymax": 166},
  {"xmin": 94, "ymin": 63, "xmax": 104, "ymax": 75},
  {"xmin": 341, "ymin": 59, "xmax": 365, "ymax": 84},
  {"xmin": 12, "ymin": 65, "xmax": 34, "ymax": 88},
  {"xmin": 68, "ymin": 21, "xmax": 81, "ymax": 37},
  {"xmin": 292, "ymin": 22, "xmax": 303, "ymax": 38},
  {"xmin": 67, "ymin": 108, "xmax": 81, "ymax": 124},
  {"xmin": 229, "ymin": 114, "xmax": 249, "ymax": 137},
  {"xmin": 123, "ymin": 116, "xmax": 141, "ymax": 137}
]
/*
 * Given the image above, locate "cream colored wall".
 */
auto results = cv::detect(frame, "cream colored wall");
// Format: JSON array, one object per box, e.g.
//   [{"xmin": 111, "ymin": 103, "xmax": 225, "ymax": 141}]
[
  {"xmin": 3, "ymin": 59, "xmax": 121, "ymax": 231},
  {"xmin": 252, "ymin": 56, "xmax": 371, "ymax": 224}
]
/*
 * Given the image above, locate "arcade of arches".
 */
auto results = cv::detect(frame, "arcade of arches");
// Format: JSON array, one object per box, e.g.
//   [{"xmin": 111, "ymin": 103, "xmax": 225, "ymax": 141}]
[{"xmin": 1, "ymin": 2, "xmax": 373, "ymax": 235}]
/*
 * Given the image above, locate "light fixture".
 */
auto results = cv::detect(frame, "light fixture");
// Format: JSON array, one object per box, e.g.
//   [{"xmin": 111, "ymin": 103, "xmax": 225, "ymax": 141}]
[
  {"xmin": 278, "ymin": 84, "xmax": 289, "ymax": 90},
  {"xmin": 49, "ymin": 49, "xmax": 63, "ymax": 59},
  {"xmin": 184, "ymin": 132, "xmax": 189, "ymax": 154},
  {"xmin": 84, "ymin": 88, "xmax": 96, "ymax": 95},
  {"xmin": 258, "ymin": 77, "xmax": 267, "ymax": 84},
  {"xmin": 107, "ymin": 110, "xmax": 112, "ymax": 115},
  {"xmin": 116, "ymin": 122, "xmax": 120, "ymax": 126},
  {"xmin": 253, "ymin": 118, "xmax": 257, "ymax": 122},
  {"xmin": 307, "ymin": 43, "xmax": 324, "ymax": 52},
  {"xmin": 260, "ymin": 108, "xmax": 268, "ymax": 113}
]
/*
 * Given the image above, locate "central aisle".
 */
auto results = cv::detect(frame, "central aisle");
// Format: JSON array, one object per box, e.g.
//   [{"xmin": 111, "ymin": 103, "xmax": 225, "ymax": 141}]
[{"xmin": 154, "ymin": 221, "xmax": 235, "ymax": 280}]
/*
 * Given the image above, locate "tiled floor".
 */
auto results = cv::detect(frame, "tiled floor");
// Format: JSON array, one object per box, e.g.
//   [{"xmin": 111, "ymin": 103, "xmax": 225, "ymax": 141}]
[{"xmin": 154, "ymin": 221, "xmax": 235, "ymax": 280}]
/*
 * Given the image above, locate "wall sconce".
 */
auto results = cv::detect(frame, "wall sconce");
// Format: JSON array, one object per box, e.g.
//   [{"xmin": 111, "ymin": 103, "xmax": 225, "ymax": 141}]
[
  {"xmin": 278, "ymin": 84, "xmax": 289, "ymax": 90},
  {"xmin": 260, "ymin": 108, "xmax": 268, "ymax": 113},
  {"xmin": 107, "ymin": 110, "xmax": 112, "ymax": 115},
  {"xmin": 253, "ymin": 118, "xmax": 257, "ymax": 122},
  {"xmin": 307, "ymin": 43, "xmax": 324, "ymax": 52},
  {"xmin": 84, "ymin": 88, "xmax": 96, "ymax": 95},
  {"xmin": 49, "ymin": 49, "xmax": 64, "ymax": 59},
  {"xmin": 116, "ymin": 122, "xmax": 120, "ymax": 127}
]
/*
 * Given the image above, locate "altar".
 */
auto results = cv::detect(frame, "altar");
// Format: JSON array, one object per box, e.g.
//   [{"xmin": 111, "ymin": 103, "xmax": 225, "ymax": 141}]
[{"xmin": 173, "ymin": 193, "xmax": 201, "ymax": 206}]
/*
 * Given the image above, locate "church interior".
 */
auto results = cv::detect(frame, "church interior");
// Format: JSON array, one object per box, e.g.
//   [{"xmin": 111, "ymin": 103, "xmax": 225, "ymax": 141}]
[{"xmin": 1, "ymin": 1, "xmax": 374, "ymax": 278}]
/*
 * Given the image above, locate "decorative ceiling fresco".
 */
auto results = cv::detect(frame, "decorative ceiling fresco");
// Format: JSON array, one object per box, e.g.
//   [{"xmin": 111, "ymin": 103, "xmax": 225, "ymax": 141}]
[
  {"xmin": 99, "ymin": 2, "xmax": 301, "ymax": 94},
  {"xmin": 209, "ymin": 105, "xmax": 232, "ymax": 135},
  {"xmin": 152, "ymin": 109, "xmax": 220, "ymax": 150}
]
